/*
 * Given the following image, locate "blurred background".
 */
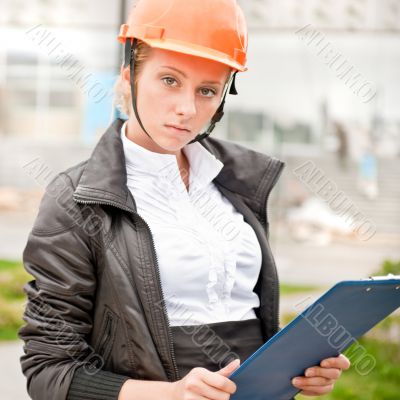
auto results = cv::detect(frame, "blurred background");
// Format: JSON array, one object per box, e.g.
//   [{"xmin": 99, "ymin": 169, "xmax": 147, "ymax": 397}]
[{"xmin": 0, "ymin": 0, "xmax": 399, "ymax": 399}]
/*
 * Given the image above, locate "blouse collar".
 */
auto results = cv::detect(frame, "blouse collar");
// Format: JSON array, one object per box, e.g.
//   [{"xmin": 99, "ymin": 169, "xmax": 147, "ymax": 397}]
[{"xmin": 121, "ymin": 120, "xmax": 224, "ymax": 191}]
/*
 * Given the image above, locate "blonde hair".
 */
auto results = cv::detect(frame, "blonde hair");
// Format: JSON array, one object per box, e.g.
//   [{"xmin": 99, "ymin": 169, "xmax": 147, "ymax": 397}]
[{"xmin": 112, "ymin": 39, "xmax": 152, "ymax": 117}]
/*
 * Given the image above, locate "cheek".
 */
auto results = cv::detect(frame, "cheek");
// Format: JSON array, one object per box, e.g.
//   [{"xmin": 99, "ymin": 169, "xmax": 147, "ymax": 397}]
[
  {"xmin": 139, "ymin": 80, "xmax": 160, "ymax": 102},
  {"xmin": 197, "ymin": 98, "xmax": 220, "ymax": 119},
  {"xmin": 137, "ymin": 80, "xmax": 167, "ymax": 113}
]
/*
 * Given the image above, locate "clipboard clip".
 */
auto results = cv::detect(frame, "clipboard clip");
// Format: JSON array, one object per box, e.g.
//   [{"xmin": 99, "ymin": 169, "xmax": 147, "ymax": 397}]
[{"xmin": 367, "ymin": 273, "xmax": 400, "ymax": 280}]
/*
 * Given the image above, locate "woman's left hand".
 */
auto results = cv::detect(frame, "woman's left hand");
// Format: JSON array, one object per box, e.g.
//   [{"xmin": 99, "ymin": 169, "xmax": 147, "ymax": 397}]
[{"xmin": 291, "ymin": 354, "xmax": 351, "ymax": 396}]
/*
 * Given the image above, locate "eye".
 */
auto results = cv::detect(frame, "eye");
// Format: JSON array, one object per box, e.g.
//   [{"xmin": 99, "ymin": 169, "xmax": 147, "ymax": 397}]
[
  {"xmin": 162, "ymin": 76, "xmax": 178, "ymax": 87},
  {"xmin": 161, "ymin": 75, "xmax": 217, "ymax": 98},
  {"xmin": 199, "ymin": 88, "xmax": 217, "ymax": 98}
]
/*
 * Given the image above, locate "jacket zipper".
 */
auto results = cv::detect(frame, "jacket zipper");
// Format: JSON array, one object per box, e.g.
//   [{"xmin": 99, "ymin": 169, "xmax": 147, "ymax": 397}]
[
  {"xmin": 137, "ymin": 216, "xmax": 181, "ymax": 381},
  {"xmin": 258, "ymin": 161, "xmax": 285, "ymax": 335},
  {"xmin": 73, "ymin": 195, "xmax": 180, "ymax": 382}
]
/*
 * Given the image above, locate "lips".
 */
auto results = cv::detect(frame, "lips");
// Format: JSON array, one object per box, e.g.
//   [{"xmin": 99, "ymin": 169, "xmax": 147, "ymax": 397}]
[{"xmin": 165, "ymin": 124, "xmax": 191, "ymax": 133}]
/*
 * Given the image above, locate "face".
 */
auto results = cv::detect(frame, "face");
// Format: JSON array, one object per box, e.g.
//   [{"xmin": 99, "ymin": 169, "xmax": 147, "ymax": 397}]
[{"xmin": 122, "ymin": 47, "xmax": 232, "ymax": 155}]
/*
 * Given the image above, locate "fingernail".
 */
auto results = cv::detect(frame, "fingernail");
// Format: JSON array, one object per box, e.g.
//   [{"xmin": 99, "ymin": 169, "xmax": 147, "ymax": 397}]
[
  {"xmin": 292, "ymin": 378, "xmax": 300, "ymax": 385},
  {"xmin": 305, "ymin": 369, "xmax": 314, "ymax": 377}
]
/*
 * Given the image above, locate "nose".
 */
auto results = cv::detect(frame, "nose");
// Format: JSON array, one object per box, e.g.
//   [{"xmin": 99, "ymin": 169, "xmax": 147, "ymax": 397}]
[{"xmin": 175, "ymin": 90, "xmax": 196, "ymax": 118}]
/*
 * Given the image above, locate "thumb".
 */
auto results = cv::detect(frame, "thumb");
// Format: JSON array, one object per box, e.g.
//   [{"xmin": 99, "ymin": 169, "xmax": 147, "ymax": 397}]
[{"xmin": 216, "ymin": 359, "xmax": 241, "ymax": 377}]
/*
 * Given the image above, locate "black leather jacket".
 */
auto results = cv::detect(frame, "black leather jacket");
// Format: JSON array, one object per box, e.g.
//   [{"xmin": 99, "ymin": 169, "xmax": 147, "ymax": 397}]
[{"xmin": 18, "ymin": 118, "xmax": 285, "ymax": 400}]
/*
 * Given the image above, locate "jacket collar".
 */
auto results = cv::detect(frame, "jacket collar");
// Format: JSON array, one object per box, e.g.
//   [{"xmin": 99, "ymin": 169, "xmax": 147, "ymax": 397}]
[{"xmin": 73, "ymin": 118, "xmax": 285, "ymax": 217}]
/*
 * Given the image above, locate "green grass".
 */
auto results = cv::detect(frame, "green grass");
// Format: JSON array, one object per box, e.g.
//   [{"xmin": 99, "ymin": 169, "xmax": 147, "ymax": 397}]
[
  {"xmin": 373, "ymin": 259, "xmax": 400, "ymax": 276},
  {"xmin": 280, "ymin": 283, "xmax": 321, "ymax": 295},
  {"xmin": 0, "ymin": 259, "xmax": 23, "ymax": 271},
  {"xmin": 0, "ymin": 259, "xmax": 32, "ymax": 341}
]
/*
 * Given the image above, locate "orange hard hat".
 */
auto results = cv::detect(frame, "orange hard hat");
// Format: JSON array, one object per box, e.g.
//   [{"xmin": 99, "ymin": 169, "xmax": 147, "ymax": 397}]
[{"xmin": 118, "ymin": 0, "xmax": 248, "ymax": 72}]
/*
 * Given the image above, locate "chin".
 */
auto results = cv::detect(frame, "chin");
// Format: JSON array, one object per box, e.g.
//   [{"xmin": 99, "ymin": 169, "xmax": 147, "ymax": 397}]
[{"xmin": 154, "ymin": 138, "xmax": 185, "ymax": 154}]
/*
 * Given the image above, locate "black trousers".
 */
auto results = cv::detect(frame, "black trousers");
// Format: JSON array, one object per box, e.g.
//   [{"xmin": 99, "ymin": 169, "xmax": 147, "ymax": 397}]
[{"xmin": 170, "ymin": 318, "xmax": 265, "ymax": 379}]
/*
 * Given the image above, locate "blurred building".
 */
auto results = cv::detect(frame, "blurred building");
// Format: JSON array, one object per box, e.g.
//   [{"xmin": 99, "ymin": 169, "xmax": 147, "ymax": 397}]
[
  {"xmin": 0, "ymin": 1, "xmax": 399, "ymax": 237},
  {"xmin": 0, "ymin": 0, "xmax": 399, "ymax": 275},
  {"xmin": 0, "ymin": 0, "xmax": 124, "ymax": 141},
  {"xmin": 229, "ymin": 0, "xmax": 400, "ymax": 159},
  {"xmin": 0, "ymin": 0, "xmax": 399, "ymax": 153}
]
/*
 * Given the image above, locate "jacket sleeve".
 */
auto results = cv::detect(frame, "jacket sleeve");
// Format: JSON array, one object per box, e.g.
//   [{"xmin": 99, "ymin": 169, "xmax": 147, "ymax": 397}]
[{"xmin": 18, "ymin": 173, "xmax": 131, "ymax": 400}]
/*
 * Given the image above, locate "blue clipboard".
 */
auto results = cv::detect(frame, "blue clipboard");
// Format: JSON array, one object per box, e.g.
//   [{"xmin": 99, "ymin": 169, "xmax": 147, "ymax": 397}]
[{"xmin": 229, "ymin": 275, "xmax": 400, "ymax": 400}]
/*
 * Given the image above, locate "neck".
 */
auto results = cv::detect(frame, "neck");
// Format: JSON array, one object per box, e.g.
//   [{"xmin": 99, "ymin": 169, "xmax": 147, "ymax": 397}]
[{"xmin": 125, "ymin": 118, "xmax": 189, "ymax": 175}]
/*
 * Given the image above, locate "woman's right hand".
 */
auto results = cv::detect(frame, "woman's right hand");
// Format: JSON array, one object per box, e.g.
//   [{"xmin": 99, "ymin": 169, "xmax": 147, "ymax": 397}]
[{"xmin": 169, "ymin": 359, "xmax": 240, "ymax": 400}]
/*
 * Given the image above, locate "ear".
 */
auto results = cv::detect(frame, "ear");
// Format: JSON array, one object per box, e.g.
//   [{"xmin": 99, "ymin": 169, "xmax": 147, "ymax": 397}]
[{"xmin": 121, "ymin": 65, "xmax": 130, "ymax": 83}]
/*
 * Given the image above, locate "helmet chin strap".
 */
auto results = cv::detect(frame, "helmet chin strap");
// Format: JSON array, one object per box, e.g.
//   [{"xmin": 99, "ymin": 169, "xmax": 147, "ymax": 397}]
[{"xmin": 124, "ymin": 38, "xmax": 238, "ymax": 145}]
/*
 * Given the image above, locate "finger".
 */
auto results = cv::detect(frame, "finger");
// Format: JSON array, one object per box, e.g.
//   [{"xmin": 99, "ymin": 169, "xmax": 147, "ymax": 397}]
[
  {"xmin": 181, "ymin": 381, "xmax": 212, "ymax": 400},
  {"xmin": 201, "ymin": 370, "xmax": 237, "ymax": 395},
  {"xmin": 304, "ymin": 366, "xmax": 342, "ymax": 379},
  {"xmin": 187, "ymin": 395, "xmax": 211, "ymax": 400},
  {"xmin": 299, "ymin": 391, "xmax": 317, "ymax": 396},
  {"xmin": 216, "ymin": 359, "xmax": 241, "ymax": 377},
  {"xmin": 196, "ymin": 379, "xmax": 235, "ymax": 400},
  {"xmin": 300, "ymin": 388, "xmax": 332, "ymax": 396},
  {"xmin": 298, "ymin": 383, "xmax": 335, "ymax": 395},
  {"xmin": 292, "ymin": 376, "xmax": 334, "ymax": 388},
  {"xmin": 191, "ymin": 395, "xmax": 212, "ymax": 400},
  {"xmin": 320, "ymin": 354, "xmax": 351, "ymax": 370}
]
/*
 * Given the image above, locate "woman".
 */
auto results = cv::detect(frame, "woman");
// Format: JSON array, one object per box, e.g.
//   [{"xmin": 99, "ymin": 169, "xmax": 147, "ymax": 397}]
[{"xmin": 19, "ymin": 1, "xmax": 350, "ymax": 399}]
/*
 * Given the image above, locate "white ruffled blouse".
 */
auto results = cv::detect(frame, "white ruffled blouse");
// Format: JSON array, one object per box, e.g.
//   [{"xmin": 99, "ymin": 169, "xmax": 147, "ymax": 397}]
[{"xmin": 121, "ymin": 121, "xmax": 262, "ymax": 326}]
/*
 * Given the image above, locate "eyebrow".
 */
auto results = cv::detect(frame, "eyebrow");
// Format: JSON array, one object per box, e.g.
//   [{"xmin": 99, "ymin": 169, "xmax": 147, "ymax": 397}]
[{"xmin": 160, "ymin": 65, "xmax": 224, "ymax": 86}]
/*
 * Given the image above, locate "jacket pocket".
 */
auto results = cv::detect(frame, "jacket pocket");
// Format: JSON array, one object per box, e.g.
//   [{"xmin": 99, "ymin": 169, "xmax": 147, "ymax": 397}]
[{"xmin": 96, "ymin": 306, "xmax": 118, "ymax": 365}]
